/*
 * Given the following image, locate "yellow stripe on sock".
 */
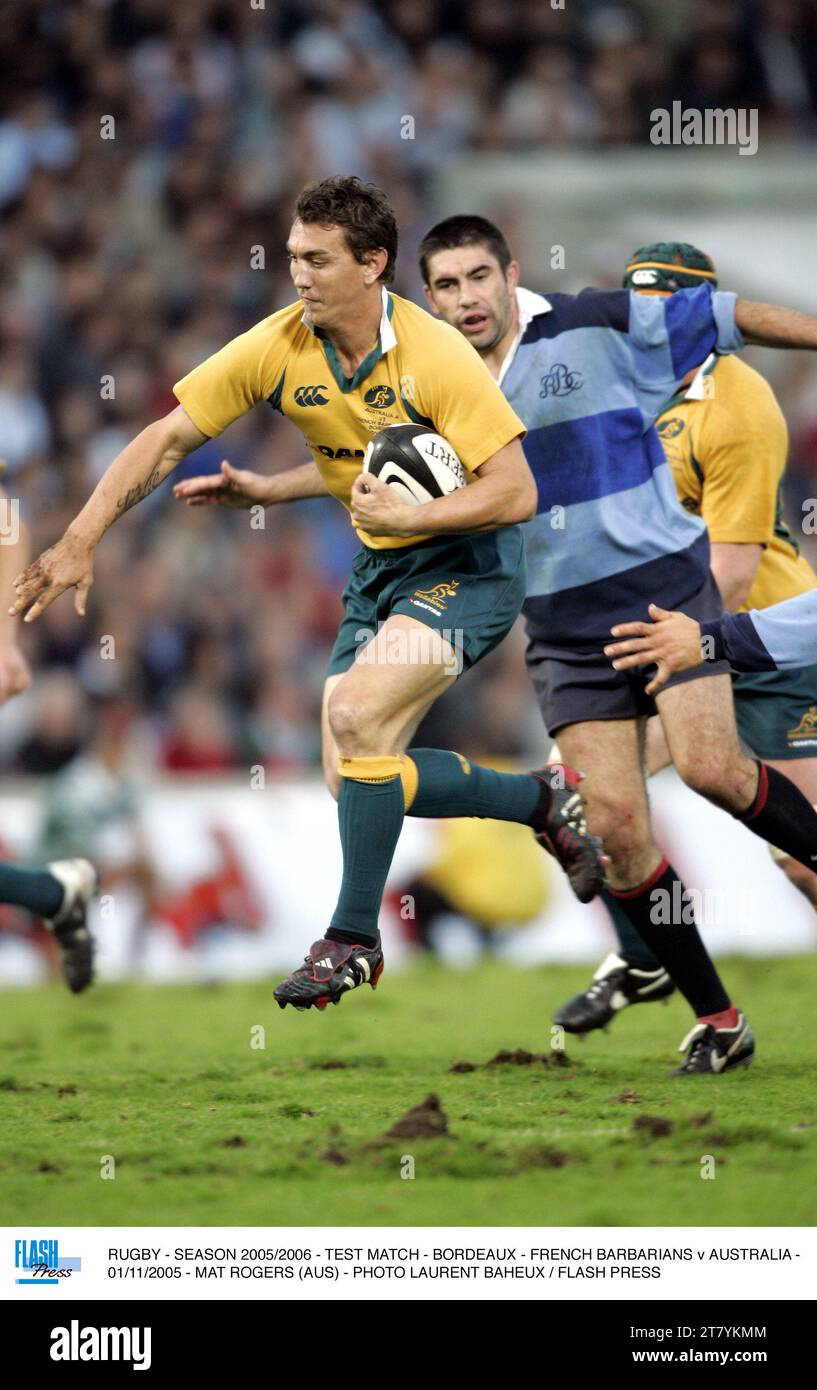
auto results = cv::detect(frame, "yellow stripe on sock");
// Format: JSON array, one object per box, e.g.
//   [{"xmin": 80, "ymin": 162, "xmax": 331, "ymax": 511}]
[
  {"xmin": 338, "ymin": 754, "xmax": 419, "ymax": 809},
  {"xmin": 338, "ymin": 754, "xmax": 405, "ymax": 784}
]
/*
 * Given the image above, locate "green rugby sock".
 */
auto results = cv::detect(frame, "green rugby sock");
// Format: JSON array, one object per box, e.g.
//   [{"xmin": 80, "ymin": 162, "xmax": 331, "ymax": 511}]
[
  {"xmin": 0, "ymin": 862, "xmax": 64, "ymax": 918},
  {"xmin": 405, "ymin": 748, "xmax": 541, "ymax": 823},
  {"xmin": 327, "ymin": 775, "xmax": 404, "ymax": 944}
]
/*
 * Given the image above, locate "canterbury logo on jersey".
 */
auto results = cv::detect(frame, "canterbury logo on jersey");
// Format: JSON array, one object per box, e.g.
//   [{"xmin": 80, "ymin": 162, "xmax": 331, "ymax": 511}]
[{"xmin": 294, "ymin": 385, "xmax": 330, "ymax": 406}]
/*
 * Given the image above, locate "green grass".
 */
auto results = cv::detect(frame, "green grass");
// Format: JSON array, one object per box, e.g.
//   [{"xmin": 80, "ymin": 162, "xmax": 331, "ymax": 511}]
[{"xmin": 1, "ymin": 955, "xmax": 815, "ymax": 1226}]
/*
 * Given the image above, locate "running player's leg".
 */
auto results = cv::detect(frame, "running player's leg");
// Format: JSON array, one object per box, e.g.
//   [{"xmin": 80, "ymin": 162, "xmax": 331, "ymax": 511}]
[
  {"xmin": 278, "ymin": 612, "xmax": 602, "ymax": 1010},
  {"xmin": 321, "ymin": 615, "xmax": 456, "ymax": 946},
  {"xmin": 326, "ymin": 614, "xmax": 599, "ymax": 936},
  {"xmin": 764, "ymin": 757, "xmax": 817, "ymax": 908},
  {"xmin": 549, "ymin": 725, "xmax": 670, "ymax": 1028},
  {"xmin": 658, "ymin": 673, "xmax": 817, "ymax": 873},
  {"xmin": 600, "ymin": 715, "xmax": 671, "ymax": 967},
  {"xmin": 277, "ymin": 616, "xmax": 457, "ymax": 1009},
  {"xmin": 555, "ymin": 716, "xmax": 734, "ymax": 1025},
  {"xmin": 554, "ymin": 719, "xmax": 653, "ymax": 888},
  {"xmin": 279, "ymin": 616, "xmax": 542, "ymax": 1010},
  {"xmin": 597, "ymin": 714, "xmax": 671, "ymax": 975}
]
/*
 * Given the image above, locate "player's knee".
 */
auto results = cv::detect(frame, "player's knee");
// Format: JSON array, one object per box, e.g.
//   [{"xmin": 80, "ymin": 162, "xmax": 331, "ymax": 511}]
[
  {"xmin": 676, "ymin": 753, "xmax": 744, "ymax": 807},
  {"xmin": 586, "ymin": 802, "xmax": 649, "ymax": 871},
  {"xmin": 327, "ymin": 690, "xmax": 381, "ymax": 754}
]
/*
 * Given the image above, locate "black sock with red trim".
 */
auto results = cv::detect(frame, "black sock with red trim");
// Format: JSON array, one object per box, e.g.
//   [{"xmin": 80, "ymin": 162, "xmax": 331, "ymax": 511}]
[
  {"xmin": 608, "ymin": 859, "xmax": 730, "ymax": 1018},
  {"xmin": 735, "ymin": 761, "xmax": 817, "ymax": 868}
]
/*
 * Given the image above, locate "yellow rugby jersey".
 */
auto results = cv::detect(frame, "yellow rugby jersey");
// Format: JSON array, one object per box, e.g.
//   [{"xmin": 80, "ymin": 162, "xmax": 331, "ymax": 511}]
[
  {"xmin": 173, "ymin": 288, "xmax": 525, "ymax": 549},
  {"xmin": 655, "ymin": 353, "xmax": 817, "ymax": 612}
]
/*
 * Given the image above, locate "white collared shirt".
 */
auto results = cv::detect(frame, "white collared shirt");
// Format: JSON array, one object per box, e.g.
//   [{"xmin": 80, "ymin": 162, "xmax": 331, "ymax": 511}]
[{"xmin": 497, "ymin": 286, "xmax": 552, "ymax": 386}]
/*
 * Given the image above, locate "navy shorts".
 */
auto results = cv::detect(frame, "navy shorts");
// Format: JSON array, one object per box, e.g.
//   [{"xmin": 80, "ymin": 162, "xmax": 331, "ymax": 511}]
[{"xmin": 524, "ymin": 572, "xmax": 730, "ymax": 736}]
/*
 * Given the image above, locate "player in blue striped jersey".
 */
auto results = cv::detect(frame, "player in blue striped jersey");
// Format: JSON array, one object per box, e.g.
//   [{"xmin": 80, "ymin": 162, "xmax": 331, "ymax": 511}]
[{"xmin": 420, "ymin": 215, "xmax": 817, "ymax": 1073}]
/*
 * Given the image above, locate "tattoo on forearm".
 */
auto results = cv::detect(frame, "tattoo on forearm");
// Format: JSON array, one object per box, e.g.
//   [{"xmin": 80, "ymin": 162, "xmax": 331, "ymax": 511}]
[{"xmin": 115, "ymin": 465, "xmax": 164, "ymax": 517}]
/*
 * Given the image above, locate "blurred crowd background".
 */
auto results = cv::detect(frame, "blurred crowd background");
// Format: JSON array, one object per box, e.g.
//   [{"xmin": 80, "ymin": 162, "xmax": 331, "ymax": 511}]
[{"xmin": 3, "ymin": 0, "xmax": 817, "ymax": 784}]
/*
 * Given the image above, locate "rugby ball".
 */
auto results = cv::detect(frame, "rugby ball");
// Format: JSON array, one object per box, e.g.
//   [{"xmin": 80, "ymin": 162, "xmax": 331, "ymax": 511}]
[{"xmin": 363, "ymin": 424, "xmax": 466, "ymax": 505}]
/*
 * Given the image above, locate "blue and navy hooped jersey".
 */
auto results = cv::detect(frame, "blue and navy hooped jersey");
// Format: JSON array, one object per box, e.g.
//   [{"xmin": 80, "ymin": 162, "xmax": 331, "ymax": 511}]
[
  {"xmin": 703, "ymin": 590, "xmax": 817, "ymax": 673},
  {"xmin": 504, "ymin": 284, "xmax": 743, "ymax": 647}
]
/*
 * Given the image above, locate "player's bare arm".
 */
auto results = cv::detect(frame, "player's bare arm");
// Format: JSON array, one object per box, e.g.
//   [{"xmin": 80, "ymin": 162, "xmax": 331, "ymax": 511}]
[
  {"xmin": 736, "ymin": 299, "xmax": 817, "ymax": 348},
  {"xmin": 709, "ymin": 541, "xmax": 763, "ymax": 611},
  {"xmin": 604, "ymin": 603, "xmax": 704, "ymax": 694},
  {"xmin": 10, "ymin": 405, "xmax": 209, "ymax": 622},
  {"xmin": 349, "ymin": 437, "xmax": 535, "ymax": 537},
  {"xmin": 174, "ymin": 458, "xmax": 329, "ymax": 509}
]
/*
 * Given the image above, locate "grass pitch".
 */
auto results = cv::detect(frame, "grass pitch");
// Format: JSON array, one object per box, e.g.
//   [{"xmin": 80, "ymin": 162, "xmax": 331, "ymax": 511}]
[{"xmin": 1, "ymin": 955, "xmax": 815, "ymax": 1227}]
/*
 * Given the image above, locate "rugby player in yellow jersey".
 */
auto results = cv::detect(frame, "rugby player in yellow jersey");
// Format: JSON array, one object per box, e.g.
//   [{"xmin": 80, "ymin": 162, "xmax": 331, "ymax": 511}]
[
  {"xmin": 8, "ymin": 176, "xmax": 604, "ymax": 1011},
  {"xmin": 556, "ymin": 241, "xmax": 817, "ymax": 1034}
]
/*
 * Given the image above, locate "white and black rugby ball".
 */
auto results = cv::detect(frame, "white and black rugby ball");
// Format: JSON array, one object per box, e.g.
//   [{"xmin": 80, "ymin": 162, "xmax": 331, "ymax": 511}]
[{"xmin": 363, "ymin": 424, "xmax": 466, "ymax": 505}]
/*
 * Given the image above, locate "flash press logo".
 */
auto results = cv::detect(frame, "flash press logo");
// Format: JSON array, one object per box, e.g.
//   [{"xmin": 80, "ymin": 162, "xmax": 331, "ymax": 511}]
[
  {"xmin": 14, "ymin": 1237, "xmax": 81, "ymax": 1286},
  {"xmin": 50, "ymin": 1321, "xmax": 152, "ymax": 1372}
]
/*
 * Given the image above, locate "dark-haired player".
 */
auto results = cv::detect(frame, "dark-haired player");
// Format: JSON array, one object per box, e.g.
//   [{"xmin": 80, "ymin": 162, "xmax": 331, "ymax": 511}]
[
  {"xmin": 418, "ymin": 215, "xmax": 817, "ymax": 1073},
  {"xmin": 557, "ymin": 244, "xmax": 817, "ymax": 1036},
  {"xmin": 10, "ymin": 177, "xmax": 604, "ymax": 1013}
]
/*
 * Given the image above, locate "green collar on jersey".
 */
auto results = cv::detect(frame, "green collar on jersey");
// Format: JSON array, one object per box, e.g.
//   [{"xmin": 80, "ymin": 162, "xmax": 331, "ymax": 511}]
[{"xmin": 309, "ymin": 289, "xmax": 396, "ymax": 394}]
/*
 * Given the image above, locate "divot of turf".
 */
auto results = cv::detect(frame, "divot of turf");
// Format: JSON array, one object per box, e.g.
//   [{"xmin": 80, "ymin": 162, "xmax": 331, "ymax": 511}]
[
  {"xmin": 632, "ymin": 1115, "xmax": 674, "ymax": 1138},
  {"xmin": 385, "ymin": 1094, "xmax": 448, "ymax": 1140},
  {"xmin": 485, "ymin": 1048, "xmax": 571, "ymax": 1068}
]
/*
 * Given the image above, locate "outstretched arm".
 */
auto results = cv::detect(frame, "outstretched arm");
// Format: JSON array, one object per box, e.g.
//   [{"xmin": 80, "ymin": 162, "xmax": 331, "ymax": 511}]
[
  {"xmin": 173, "ymin": 458, "xmax": 328, "ymax": 509},
  {"xmin": 735, "ymin": 299, "xmax": 817, "ymax": 350},
  {"xmin": 10, "ymin": 405, "xmax": 209, "ymax": 623}
]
